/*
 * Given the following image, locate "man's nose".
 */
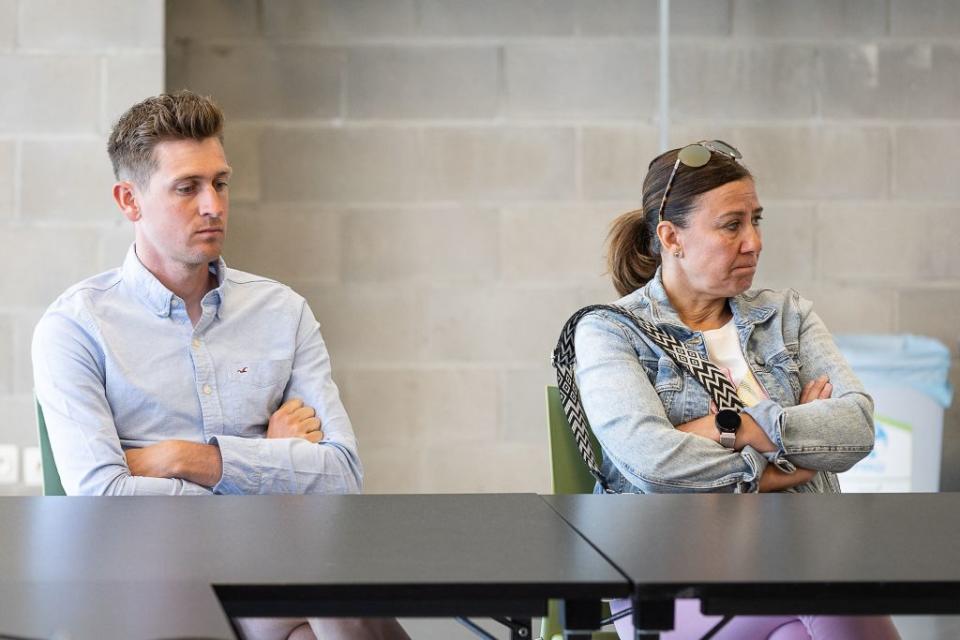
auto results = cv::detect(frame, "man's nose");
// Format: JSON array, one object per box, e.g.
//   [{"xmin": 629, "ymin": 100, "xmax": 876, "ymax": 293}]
[{"xmin": 200, "ymin": 186, "xmax": 225, "ymax": 217}]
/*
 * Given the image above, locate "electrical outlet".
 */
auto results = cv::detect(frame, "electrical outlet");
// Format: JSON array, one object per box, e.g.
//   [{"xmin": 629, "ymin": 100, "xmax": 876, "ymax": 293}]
[
  {"xmin": 22, "ymin": 447, "xmax": 42, "ymax": 486},
  {"xmin": 0, "ymin": 445, "xmax": 18, "ymax": 484}
]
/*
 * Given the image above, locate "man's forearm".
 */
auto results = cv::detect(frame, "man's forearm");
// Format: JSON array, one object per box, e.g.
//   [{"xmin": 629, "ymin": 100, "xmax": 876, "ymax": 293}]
[
  {"xmin": 126, "ymin": 440, "xmax": 223, "ymax": 488},
  {"xmin": 171, "ymin": 442, "xmax": 222, "ymax": 487}
]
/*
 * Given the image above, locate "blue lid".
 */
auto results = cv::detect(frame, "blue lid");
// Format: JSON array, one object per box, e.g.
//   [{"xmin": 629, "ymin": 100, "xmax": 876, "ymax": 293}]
[{"xmin": 834, "ymin": 334, "xmax": 953, "ymax": 407}]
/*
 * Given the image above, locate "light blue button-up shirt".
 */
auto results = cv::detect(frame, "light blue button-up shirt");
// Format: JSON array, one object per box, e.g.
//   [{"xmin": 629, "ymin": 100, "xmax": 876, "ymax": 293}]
[{"xmin": 32, "ymin": 246, "xmax": 363, "ymax": 496}]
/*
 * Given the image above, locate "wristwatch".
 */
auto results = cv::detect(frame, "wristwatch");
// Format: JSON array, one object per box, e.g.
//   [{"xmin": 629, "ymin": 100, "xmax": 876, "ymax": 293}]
[{"xmin": 716, "ymin": 409, "xmax": 741, "ymax": 449}]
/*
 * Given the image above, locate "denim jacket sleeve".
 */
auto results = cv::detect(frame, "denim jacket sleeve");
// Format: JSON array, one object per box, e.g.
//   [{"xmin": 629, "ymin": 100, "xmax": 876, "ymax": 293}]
[
  {"xmin": 575, "ymin": 311, "xmax": 768, "ymax": 494},
  {"xmin": 743, "ymin": 293, "xmax": 875, "ymax": 473}
]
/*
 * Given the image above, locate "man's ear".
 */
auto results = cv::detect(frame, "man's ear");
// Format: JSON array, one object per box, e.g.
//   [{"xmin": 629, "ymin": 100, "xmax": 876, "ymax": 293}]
[{"xmin": 113, "ymin": 181, "xmax": 142, "ymax": 222}]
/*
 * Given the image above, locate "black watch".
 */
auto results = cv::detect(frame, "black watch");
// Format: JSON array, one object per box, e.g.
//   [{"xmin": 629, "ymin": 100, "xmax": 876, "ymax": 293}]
[{"xmin": 716, "ymin": 408, "xmax": 741, "ymax": 449}]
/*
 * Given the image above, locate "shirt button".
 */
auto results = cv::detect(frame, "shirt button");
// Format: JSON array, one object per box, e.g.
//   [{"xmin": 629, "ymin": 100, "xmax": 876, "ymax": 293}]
[
  {"xmin": 192, "ymin": 338, "xmax": 201, "ymax": 349},
  {"xmin": 754, "ymin": 355, "xmax": 765, "ymax": 365},
  {"xmin": 202, "ymin": 384, "xmax": 212, "ymax": 395}
]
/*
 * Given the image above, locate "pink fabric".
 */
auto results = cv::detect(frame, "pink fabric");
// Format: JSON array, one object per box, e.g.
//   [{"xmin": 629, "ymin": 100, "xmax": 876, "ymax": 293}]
[{"xmin": 609, "ymin": 598, "xmax": 900, "ymax": 640}]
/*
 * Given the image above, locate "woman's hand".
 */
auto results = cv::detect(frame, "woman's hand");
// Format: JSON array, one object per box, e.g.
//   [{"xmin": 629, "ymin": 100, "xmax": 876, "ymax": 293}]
[
  {"xmin": 759, "ymin": 465, "xmax": 816, "ymax": 492},
  {"xmin": 800, "ymin": 374, "xmax": 832, "ymax": 404}
]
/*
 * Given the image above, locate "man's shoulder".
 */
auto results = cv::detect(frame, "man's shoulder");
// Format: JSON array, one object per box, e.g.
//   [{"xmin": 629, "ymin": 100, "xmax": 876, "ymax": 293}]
[
  {"xmin": 223, "ymin": 267, "xmax": 305, "ymax": 307},
  {"xmin": 48, "ymin": 268, "xmax": 125, "ymax": 312}
]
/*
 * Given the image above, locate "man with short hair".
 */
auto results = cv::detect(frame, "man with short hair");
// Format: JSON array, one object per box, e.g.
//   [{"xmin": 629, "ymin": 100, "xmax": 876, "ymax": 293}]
[{"xmin": 32, "ymin": 91, "xmax": 408, "ymax": 640}]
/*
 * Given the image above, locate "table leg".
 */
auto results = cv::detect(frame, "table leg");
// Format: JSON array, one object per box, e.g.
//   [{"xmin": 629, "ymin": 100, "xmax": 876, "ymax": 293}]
[
  {"xmin": 559, "ymin": 598, "xmax": 602, "ymax": 639},
  {"xmin": 632, "ymin": 596, "xmax": 674, "ymax": 640}
]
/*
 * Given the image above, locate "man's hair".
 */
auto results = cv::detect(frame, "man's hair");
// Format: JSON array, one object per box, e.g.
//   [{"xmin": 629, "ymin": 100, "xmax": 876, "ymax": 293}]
[{"xmin": 107, "ymin": 90, "xmax": 224, "ymax": 187}]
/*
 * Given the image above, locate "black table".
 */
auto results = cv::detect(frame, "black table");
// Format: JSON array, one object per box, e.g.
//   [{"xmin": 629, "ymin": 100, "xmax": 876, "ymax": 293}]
[
  {"xmin": 544, "ymin": 492, "xmax": 960, "ymax": 638},
  {"xmin": 0, "ymin": 494, "xmax": 629, "ymax": 640}
]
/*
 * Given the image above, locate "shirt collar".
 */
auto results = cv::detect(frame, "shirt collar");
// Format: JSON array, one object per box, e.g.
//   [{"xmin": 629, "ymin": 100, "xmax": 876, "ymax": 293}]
[
  {"xmin": 122, "ymin": 244, "xmax": 229, "ymax": 319},
  {"xmin": 641, "ymin": 266, "xmax": 775, "ymax": 331}
]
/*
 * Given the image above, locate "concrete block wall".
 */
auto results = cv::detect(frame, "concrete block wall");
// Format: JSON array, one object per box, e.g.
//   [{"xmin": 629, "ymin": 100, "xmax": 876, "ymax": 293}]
[
  {"xmin": 164, "ymin": 0, "xmax": 960, "ymax": 494},
  {"xmin": 0, "ymin": 0, "xmax": 164, "ymax": 494}
]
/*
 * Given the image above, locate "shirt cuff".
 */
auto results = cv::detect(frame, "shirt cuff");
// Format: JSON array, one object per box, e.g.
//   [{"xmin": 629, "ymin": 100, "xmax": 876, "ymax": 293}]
[
  {"xmin": 743, "ymin": 399, "xmax": 787, "ymax": 455},
  {"xmin": 735, "ymin": 445, "xmax": 769, "ymax": 494},
  {"xmin": 207, "ymin": 435, "xmax": 263, "ymax": 495}
]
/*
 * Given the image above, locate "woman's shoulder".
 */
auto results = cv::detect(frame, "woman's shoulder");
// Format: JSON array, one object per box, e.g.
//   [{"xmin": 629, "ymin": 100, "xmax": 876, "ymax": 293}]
[{"xmin": 737, "ymin": 286, "xmax": 810, "ymax": 313}]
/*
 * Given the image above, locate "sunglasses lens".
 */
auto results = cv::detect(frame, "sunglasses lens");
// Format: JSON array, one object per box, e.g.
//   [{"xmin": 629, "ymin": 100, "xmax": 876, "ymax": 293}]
[
  {"xmin": 708, "ymin": 140, "xmax": 742, "ymax": 160},
  {"xmin": 678, "ymin": 144, "xmax": 711, "ymax": 168}
]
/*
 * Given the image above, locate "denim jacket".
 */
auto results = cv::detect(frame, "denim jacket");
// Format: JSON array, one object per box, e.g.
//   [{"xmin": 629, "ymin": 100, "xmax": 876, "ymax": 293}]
[{"xmin": 574, "ymin": 268, "xmax": 874, "ymax": 494}]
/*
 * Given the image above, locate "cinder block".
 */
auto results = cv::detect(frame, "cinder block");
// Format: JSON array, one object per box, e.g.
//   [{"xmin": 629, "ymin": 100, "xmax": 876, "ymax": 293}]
[
  {"xmin": 222, "ymin": 124, "xmax": 261, "ymax": 203},
  {"xmin": 800, "ymin": 284, "xmax": 896, "ymax": 334},
  {"xmin": 341, "ymin": 369, "xmax": 422, "ymax": 445},
  {"xmin": 0, "ymin": 141, "xmax": 13, "ymax": 217},
  {"xmin": 356, "ymin": 445, "xmax": 423, "ymax": 493},
  {"xmin": 103, "ymin": 53, "xmax": 164, "ymax": 134},
  {"xmin": 96, "ymin": 223, "xmax": 133, "ymax": 272},
  {"xmin": 732, "ymin": 0, "xmax": 885, "ymax": 37},
  {"xmin": 297, "ymin": 283, "xmax": 424, "ymax": 364},
  {"xmin": 419, "ymin": 442, "xmax": 550, "ymax": 493},
  {"xmin": 0, "ymin": 226, "xmax": 101, "ymax": 306},
  {"xmin": 575, "ymin": 0, "xmax": 732, "ymax": 36},
  {"xmin": 672, "ymin": 44, "xmax": 818, "ymax": 119},
  {"xmin": 262, "ymin": 127, "xmax": 421, "ymax": 203},
  {"xmin": 750, "ymin": 203, "xmax": 816, "ymax": 290},
  {"xmin": 0, "ymin": 315, "xmax": 12, "ymax": 393},
  {"xmin": 898, "ymin": 289, "xmax": 960, "ymax": 356},
  {"xmin": 422, "ymin": 286, "xmax": 593, "ymax": 362},
  {"xmin": 21, "ymin": 140, "xmax": 116, "ymax": 223},
  {"xmin": 419, "ymin": 369, "xmax": 499, "ymax": 443},
  {"xmin": 0, "ymin": 1, "xmax": 15, "ymax": 50},
  {"xmin": 19, "ymin": 0, "xmax": 163, "ymax": 50},
  {"xmin": 166, "ymin": 44, "xmax": 342, "ymax": 120},
  {"xmin": 419, "ymin": 0, "xmax": 577, "ymax": 36},
  {"xmin": 500, "ymin": 367, "xmax": 556, "ymax": 443},
  {"xmin": 262, "ymin": 0, "xmax": 418, "ymax": 40},
  {"xmin": 166, "ymin": 0, "xmax": 260, "ymax": 40},
  {"xmin": 581, "ymin": 126, "xmax": 659, "ymax": 200},
  {"xmin": 12, "ymin": 309, "xmax": 42, "ymax": 394},
  {"xmin": 730, "ymin": 126, "xmax": 889, "ymax": 200},
  {"xmin": 818, "ymin": 205, "xmax": 960, "ymax": 282},
  {"xmin": 500, "ymin": 205, "xmax": 615, "ymax": 284},
  {"xmin": 0, "ymin": 55, "xmax": 100, "ymax": 133},
  {"xmin": 894, "ymin": 126, "xmax": 960, "ymax": 199},
  {"xmin": 346, "ymin": 46, "xmax": 499, "ymax": 119},
  {"xmin": 891, "ymin": 0, "xmax": 960, "ymax": 36},
  {"xmin": 821, "ymin": 44, "xmax": 960, "ymax": 119},
  {"xmin": 224, "ymin": 203, "xmax": 341, "ymax": 285},
  {"xmin": 420, "ymin": 127, "xmax": 576, "ymax": 202},
  {"xmin": 504, "ymin": 42, "xmax": 657, "ymax": 118},
  {"xmin": 0, "ymin": 396, "xmax": 39, "ymax": 449},
  {"xmin": 343, "ymin": 207, "xmax": 498, "ymax": 284}
]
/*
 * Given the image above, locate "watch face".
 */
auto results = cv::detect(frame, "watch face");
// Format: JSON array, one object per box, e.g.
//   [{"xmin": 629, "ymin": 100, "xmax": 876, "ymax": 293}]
[{"xmin": 716, "ymin": 408, "xmax": 741, "ymax": 432}]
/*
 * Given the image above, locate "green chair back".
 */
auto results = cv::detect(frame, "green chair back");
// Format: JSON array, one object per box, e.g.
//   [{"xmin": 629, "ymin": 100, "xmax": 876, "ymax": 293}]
[
  {"xmin": 546, "ymin": 385, "xmax": 602, "ymax": 494},
  {"xmin": 35, "ymin": 400, "xmax": 66, "ymax": 496},
  {"xmin": 543, "ymin": 386, "xmax": 617, "ymax": 640}
]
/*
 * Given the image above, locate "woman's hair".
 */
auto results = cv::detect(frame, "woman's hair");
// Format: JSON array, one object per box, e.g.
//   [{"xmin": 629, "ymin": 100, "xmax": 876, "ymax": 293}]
[
  {"xmin": 107, "ymin": 90, "xmax": 224, "ymax": 187},
  {"xmin": 607, "ymin": 145, "xmax": 753, "ymax": 296}
]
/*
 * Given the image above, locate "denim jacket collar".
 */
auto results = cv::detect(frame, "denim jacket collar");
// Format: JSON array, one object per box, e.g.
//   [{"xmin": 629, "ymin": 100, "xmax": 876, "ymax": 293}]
[
  {"xmin": 639, "ymin": 266, "xmax": 777, "ymax": 335},
  {"xmin": 123, "ymin": 244, "xmax": 228, "ymax": 320}
]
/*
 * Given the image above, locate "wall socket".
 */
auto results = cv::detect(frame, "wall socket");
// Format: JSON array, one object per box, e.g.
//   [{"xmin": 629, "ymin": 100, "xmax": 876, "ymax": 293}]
[
  {"xmin": 0, "ymin": 444, "xmax": 18, "ymax": 484},
  {"xmin": 22, "ymin": 447, "xmax": 42, "ymax": 486}
]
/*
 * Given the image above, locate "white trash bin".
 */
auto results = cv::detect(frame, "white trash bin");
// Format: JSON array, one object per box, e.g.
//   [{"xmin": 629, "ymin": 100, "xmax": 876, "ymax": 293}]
[{"xmin": 834, "ymin": 334, "xmax": 952, "ymax": 493}]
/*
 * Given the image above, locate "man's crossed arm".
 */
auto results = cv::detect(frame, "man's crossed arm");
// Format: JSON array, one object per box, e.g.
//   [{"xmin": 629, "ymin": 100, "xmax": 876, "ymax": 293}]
[{"xmin": 125, "ymin": 399, "xmax": 324, "ymax": 488}]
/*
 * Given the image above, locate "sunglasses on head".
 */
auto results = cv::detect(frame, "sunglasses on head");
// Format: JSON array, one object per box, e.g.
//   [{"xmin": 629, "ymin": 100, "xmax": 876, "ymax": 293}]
[{"xmin": 656, "ymin": 140, "xmax": 743, "ymax": 223}]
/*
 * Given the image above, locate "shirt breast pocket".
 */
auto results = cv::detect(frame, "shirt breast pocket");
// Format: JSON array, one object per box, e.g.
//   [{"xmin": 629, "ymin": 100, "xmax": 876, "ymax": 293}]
[
  {"xmin": 224, "ymin": 359, "xmax": 292, "ymax": 433},
  {"xmin": 757, "ymin": 349, "xmax": 801, "ymax": 405},
  {"xmin": 654, "ymin": 356, "xmax": 683, "ymax": 421}
]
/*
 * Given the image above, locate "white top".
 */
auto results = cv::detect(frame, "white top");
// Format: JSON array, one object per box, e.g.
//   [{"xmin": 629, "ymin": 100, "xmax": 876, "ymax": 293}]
[{"xmin": 702, "ymin": 319, "xmax": 767, "ymax": 407}]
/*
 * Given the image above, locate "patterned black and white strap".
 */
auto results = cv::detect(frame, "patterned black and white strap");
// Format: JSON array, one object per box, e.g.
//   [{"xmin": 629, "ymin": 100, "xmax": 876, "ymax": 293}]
[{"xmin": 552, "ymin": 304, "xmax": 744, "ymax": 492}]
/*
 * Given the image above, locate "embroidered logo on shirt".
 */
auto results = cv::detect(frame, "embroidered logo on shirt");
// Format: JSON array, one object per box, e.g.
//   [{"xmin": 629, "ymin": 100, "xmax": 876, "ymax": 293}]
[{"xmin": 237, "ymin": 367, "xmax": 248, "ymax": 374}]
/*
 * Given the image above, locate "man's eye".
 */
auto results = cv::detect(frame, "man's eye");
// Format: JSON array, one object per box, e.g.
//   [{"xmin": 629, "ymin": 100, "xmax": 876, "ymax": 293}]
[
  {"xmin": 215, "ymin": 181, "xmax": 229, "ymax": 191},
  {"xmin": 176, "ymin": 185, "xmax": 195, "ymax": 195},
  {"xmin": 753, "ymin": 215, "xmax": 763, "ymax": 226}
]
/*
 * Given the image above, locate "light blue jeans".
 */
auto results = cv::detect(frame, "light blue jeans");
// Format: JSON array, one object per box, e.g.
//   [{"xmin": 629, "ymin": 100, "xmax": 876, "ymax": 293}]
[{"xmin": 609, "ymin": 598, "xmax": 900, "ymax": 640}]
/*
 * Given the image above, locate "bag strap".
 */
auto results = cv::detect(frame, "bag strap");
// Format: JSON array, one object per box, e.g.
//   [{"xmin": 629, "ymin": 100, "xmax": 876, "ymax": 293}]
[{"xmin": 552, "ymin": 304, "xmax": 745, "ymax": 492}]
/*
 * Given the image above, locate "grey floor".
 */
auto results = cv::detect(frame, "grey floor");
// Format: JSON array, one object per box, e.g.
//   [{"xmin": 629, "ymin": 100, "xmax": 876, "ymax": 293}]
[{"xmin": 398, "ymin": 616, "xmax": 960, "ymax": 639}]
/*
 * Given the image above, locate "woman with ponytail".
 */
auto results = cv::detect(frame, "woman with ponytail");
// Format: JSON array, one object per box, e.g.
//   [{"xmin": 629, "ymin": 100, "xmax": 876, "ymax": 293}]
[{"xmin": 571, "ymin": 141, "xmax": 899, "ymax": 639}]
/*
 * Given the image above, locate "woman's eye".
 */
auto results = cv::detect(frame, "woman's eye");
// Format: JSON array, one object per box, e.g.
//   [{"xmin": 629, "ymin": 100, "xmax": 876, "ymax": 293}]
[
  {"xmin": 725, "ymin": 222, "xmax": 740, "ymax": 231},
  {"xmin": 753, "ymin": 216, "xmax": 763, "ymax": 226}
]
